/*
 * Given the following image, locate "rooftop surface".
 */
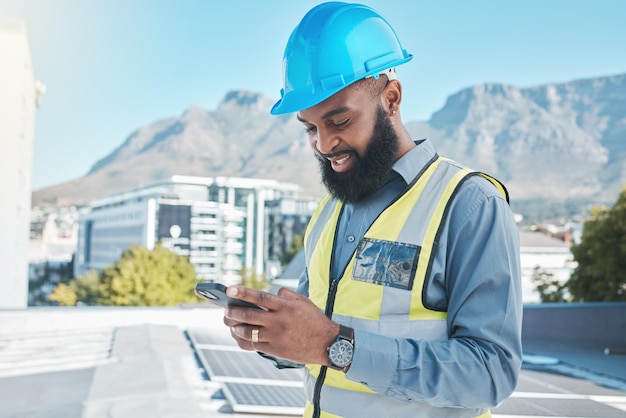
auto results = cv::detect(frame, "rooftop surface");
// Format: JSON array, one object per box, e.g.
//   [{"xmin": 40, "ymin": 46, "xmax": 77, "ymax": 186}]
[{"xmin": 1, "ymin": 306, "xmax": 625, "ymax": 418}]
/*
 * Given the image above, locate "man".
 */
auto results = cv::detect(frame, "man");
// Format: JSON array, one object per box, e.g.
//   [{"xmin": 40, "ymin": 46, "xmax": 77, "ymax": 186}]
[{"xmin": 223, "ymin": 2, "xmax": 522, "ymax": 417}]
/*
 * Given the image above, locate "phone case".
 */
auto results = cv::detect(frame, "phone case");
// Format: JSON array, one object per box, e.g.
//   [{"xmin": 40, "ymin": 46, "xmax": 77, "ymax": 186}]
[{"xmin": 194, "ymin": 282, "xmax": 262, "ymax": 309}]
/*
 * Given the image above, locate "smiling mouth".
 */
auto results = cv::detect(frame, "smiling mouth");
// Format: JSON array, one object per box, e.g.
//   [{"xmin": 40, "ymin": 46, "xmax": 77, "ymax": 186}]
[
  {"xmin": 322, "ymin": 151, "xmax": 356, "ymax": 173},
  {"xmin": 315, "ymin": 149, "xmax": 358, "ymax": 173},
  {"xmin": 331, "ymin": 154, "xmax": 351, "ymax": 165}
]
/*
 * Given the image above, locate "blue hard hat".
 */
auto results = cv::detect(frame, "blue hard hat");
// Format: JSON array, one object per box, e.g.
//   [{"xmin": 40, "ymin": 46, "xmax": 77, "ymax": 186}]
[{"xmin": 270, "ymin": 2, "xmax": 413, "ymax": 115}]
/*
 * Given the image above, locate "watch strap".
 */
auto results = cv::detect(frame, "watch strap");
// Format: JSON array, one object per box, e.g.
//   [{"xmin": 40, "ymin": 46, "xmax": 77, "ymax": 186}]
[{"xmin": 338, "ymin": 324, "xmax": 354, "ymax": 344}]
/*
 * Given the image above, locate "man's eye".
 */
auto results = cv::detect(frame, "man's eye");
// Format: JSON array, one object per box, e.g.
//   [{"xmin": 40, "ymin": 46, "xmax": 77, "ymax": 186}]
[
  {"xmin": 305, "ymin": 125, "xmax": 317, "ymax": 134},
  {"xmin": 330, "ymin": 119, "xmax": 350, "ymax": 128}
]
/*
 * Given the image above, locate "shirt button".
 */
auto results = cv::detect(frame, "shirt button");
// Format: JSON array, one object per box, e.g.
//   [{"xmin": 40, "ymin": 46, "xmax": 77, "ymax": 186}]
[{"xmin": 347, "ymin": 235, "xmax": 355, "ymax": 243}]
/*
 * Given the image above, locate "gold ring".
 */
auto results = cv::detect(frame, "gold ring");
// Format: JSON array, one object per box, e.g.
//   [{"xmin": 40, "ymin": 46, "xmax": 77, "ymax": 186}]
[{"xmin": 252, "ymin": 328, "xmax": 259, "ymax": 343}]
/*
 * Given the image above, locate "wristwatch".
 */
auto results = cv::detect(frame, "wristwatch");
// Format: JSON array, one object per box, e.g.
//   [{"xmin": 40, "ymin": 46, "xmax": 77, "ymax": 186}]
[{"xmin": 327, "ymin": 324, "xmax": 354, "ymax": 372}]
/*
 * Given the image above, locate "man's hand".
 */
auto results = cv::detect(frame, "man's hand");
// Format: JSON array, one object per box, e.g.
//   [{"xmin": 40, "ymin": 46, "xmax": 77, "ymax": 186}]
[{"xmin": 223, "ymin": 286, "xmax": 339, "ymax": 366}]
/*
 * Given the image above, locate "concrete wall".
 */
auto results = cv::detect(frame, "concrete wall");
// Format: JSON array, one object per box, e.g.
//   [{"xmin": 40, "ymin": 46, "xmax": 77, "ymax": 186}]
[
  {"xmin": 0, "ymin": 19, "xmax": 36, "ymax": 309},
  {"xmin": 523, "ymin": 302, "xmax": 626, "ymax": 346}
]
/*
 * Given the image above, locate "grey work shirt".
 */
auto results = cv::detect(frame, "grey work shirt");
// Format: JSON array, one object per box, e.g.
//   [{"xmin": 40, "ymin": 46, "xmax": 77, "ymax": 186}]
[{"xmin": 297, "ymin": 138, "xmax": 522, "ymax": 409}]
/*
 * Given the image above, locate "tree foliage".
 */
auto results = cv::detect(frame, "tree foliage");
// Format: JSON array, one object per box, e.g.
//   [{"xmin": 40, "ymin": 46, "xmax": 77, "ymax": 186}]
[
  {"xmin": 48, "ymin": 243, "xmax": 200, "ymax": 306},
  {"xmin": 48, "ymin": 270, "xmax": 101, "ymax": 306},
  {"xmin": 48, "ymin": 283, "xmax": 77, "ymax": 306},
  {"xmin": 567, "ymin": 188, "xmax": 626, "ymax": 302},
  {"xmin": 532, "ymin": 267, "xmax": 569, "ymax": 303}
]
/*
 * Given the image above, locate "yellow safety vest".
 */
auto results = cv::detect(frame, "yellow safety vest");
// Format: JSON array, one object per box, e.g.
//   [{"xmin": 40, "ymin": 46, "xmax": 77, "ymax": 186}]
[{"xmin": 302, "ymin": 156, "xmax": 506, "ymax": 418}]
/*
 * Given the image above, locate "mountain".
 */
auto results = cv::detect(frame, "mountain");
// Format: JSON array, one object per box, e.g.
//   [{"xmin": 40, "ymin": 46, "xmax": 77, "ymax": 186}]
[
  {"xmin": 33, "ymin": 73, "xmax": 626, "ymax": 210},
  {"xmin": 33, "ymin": 91, "xmax": 325, "ymax": 206},
  {"xmin": 409, "ymin": 74, "xmax": 625, "ymax": 202}
]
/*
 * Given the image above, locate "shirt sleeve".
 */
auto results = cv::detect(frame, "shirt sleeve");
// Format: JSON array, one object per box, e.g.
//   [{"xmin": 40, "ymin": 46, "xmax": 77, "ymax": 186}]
[
  {"xmin": 346, "ymin": 176, "xmax": 523, "ymax": 409},
  {"xmin": 296, "ymin": 267, "xmax": 309, "ymax": 297}
]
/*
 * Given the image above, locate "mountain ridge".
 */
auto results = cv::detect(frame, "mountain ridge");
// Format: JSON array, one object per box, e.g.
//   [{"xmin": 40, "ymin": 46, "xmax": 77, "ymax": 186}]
[{"xmin": 33, "ymin": 72, "xmax": 626, "ymax": 212}]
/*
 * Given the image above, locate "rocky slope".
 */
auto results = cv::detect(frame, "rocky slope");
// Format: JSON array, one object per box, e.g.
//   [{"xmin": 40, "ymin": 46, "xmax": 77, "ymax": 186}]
[{"xmin": 33, "ymin": 73, "xmax": 626, "ymax": 209}]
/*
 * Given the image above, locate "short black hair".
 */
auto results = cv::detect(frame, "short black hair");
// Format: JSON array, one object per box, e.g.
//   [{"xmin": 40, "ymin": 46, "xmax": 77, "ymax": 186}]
[{"xmin": 352, "ymin": 74, "xmax": 390, "ymax": 99}]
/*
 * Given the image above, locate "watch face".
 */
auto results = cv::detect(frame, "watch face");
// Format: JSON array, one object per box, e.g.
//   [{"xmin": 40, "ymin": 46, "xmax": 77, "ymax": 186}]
[{"xmin": 329, "ymin": 339, "xmax": 353, "ymax": 368}]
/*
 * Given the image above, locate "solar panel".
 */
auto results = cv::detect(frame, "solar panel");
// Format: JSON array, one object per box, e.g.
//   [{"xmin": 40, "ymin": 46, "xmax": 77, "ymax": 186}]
[
  {"xmin": 198, "ymin": 348, "xmax": 303, "ymax": 382},
  {"xmin": 222, "ymin": 382, "xmax": 306, "ymax": 415},
  {"xmin": 186, "ymin": 328, "xmax": 237, "ymax": 347},
  {"xmin": 187, "ymin": 328, "xmax": 306, "ymax": 415}
]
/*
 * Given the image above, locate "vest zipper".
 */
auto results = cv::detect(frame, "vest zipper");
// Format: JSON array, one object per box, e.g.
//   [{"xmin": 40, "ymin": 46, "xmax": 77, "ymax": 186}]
[{"xmin": 312, "ymin": 202, "xmax": 344, "ymax": 418}]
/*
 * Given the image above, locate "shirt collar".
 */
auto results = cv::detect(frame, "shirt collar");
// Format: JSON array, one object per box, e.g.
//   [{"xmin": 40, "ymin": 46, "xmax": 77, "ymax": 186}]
[{"xmin": 391, "ymin": 138, "xmax": 435, "ymax": 185}]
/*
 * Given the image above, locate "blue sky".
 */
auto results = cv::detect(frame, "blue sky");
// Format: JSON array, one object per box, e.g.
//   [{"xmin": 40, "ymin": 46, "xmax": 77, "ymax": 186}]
[{"xmin": 1, "ymin": 0, "xmax": 625, "ymax": 190}]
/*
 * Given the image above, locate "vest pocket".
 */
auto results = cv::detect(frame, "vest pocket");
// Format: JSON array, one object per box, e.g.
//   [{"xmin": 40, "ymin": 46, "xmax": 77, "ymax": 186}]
[{"xmin": 352, "ymin": 238, "xmax": 420, "ymax": 290}]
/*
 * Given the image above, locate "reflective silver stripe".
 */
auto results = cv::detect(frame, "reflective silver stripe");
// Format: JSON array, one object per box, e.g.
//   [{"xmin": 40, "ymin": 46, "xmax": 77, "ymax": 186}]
[
  {"xmin": 304, "ymin": 195, "xmax": 338, "ymax": 267},
  {"xmin": 380, "ymin": 286, "xmax": 413, "ymax": 321},
  {"xmin": 333, "ymin": 313, "xmax": 448, "ymax": 340},
  {"xmin": 395, "ymin": 158, "xmax": 469, "ymax": 245},
  {"xmin": 303, "ymin": 370, "xmax": 488, "ymax": 418},
  {"xmin": 381, "ymin": 159, "xmax": 473, "ymax": 316},
  {"xmin": 302, "ymin": 372, "xmax": 314, "ymax": 404}
]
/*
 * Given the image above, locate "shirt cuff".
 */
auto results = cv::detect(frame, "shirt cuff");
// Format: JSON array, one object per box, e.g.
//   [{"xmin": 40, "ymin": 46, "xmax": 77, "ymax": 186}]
[{"xmin": 345, "ymin": 328, "xmax": 397, "ymax": 390}]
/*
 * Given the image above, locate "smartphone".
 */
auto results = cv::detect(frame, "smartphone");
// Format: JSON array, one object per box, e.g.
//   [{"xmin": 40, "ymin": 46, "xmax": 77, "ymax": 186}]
[{"xmin": 194, "ymin": 282, "xmax": 262, "ymax": 310}]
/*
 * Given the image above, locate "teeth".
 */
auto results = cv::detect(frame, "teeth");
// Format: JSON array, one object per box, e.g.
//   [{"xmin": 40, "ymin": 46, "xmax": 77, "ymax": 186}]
[{"xmin": 335, "ymin": 155, "xmax": 350, "ymax": 164}]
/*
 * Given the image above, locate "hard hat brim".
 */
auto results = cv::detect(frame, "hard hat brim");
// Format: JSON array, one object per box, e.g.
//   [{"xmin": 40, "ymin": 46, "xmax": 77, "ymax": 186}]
[{"xmin": 270, "ymin": 55, "xmax": 412, "ymax": 115}]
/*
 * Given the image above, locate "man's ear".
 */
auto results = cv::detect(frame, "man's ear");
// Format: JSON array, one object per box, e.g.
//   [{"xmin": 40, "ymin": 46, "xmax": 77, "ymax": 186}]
[{"xmin": 382, "ymin": 80, "xmax": 402, "ymax": 115}]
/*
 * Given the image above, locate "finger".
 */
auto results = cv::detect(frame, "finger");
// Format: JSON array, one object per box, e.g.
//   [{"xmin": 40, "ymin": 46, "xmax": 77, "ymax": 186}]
[
  {"xmin": 231, "ymin": 324, "xmax": 264, "ymax": 344},
  {"xmin": 227, "ymin": 286, "xmax": 286, "ymax": 310},
  {"xmin": 224, "ymin": 316, "xmax": 246, "ymax": 328},
  {"xmin": 224, "ymin": 304, "xmax": 266, "ymax": 327},
  {"xmin": 229, "ymin": 326, "xmax": 255, "ymax": 351},
  {"xmin": 277, "ymin": 287, "xmax": 308, "ymax": 301}
]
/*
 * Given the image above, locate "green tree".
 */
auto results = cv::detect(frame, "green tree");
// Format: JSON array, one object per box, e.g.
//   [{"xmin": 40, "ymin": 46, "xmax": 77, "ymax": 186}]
[
  {"xmin": 48, "ymin": 283, "xmax": 77, "ymax": 306},
  {"xmin": 49, "ymin": 270, "xmax": 101, "ymax": 306},
  {"xmin": 532, "ymin": 266, "xmax": 569, "ymax": 303},
  {"xmin": 567, "ymin": 188, "xmax": 626, "ymax": 302},
  {"xmin": 48, "ymin": 243, "xmax": 200, "ymax": 306}
]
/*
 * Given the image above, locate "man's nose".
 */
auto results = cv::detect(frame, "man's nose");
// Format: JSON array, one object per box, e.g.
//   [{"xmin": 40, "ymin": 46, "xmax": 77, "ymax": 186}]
[{"xmin": 314, "ymin": 128, "xmax": 339, "ymax": 155}]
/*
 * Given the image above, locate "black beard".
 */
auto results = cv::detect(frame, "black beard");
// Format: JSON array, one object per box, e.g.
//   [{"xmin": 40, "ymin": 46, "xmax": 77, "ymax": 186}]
[{"xmin": 316, "ymin": 106, "xmax": 399, "ymax": 203}]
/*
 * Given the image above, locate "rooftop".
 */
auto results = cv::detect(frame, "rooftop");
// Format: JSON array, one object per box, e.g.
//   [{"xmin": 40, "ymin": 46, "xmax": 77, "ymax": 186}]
[
  {"xmin": 0, "ymin": 306, "xmax": 624, "ymax": 418},
  {"xmin": 519, "ymin": 231, "xmax": 570, "ymax": 249}
]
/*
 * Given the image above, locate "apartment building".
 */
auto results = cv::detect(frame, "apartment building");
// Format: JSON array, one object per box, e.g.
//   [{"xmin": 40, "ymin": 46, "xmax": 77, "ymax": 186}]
[{"xmin": 74, "ymin": 176, "xmax": 317, "ymax": 285}]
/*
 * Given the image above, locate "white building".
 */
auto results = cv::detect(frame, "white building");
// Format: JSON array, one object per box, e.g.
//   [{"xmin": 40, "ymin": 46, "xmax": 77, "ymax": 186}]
[
  {"xmin": 75, "ymin": 176, "xmax": 317, "ymax": 286},
  {"xmin": 519, "ymin": 231, "xmax": 576, "ymax": 303},
  {"xmin": 0, "ymin": 19, "xmax": 45, "ymax": 308},
  {"xmin": 28, "ymin": 207, "xmax": 80, "ymax": 305}
]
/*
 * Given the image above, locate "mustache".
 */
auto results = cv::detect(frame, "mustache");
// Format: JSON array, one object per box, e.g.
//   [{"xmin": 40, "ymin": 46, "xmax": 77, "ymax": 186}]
[{"xmin": 315, "ymin": 149, "xmax": 357, "ymax": 160}]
